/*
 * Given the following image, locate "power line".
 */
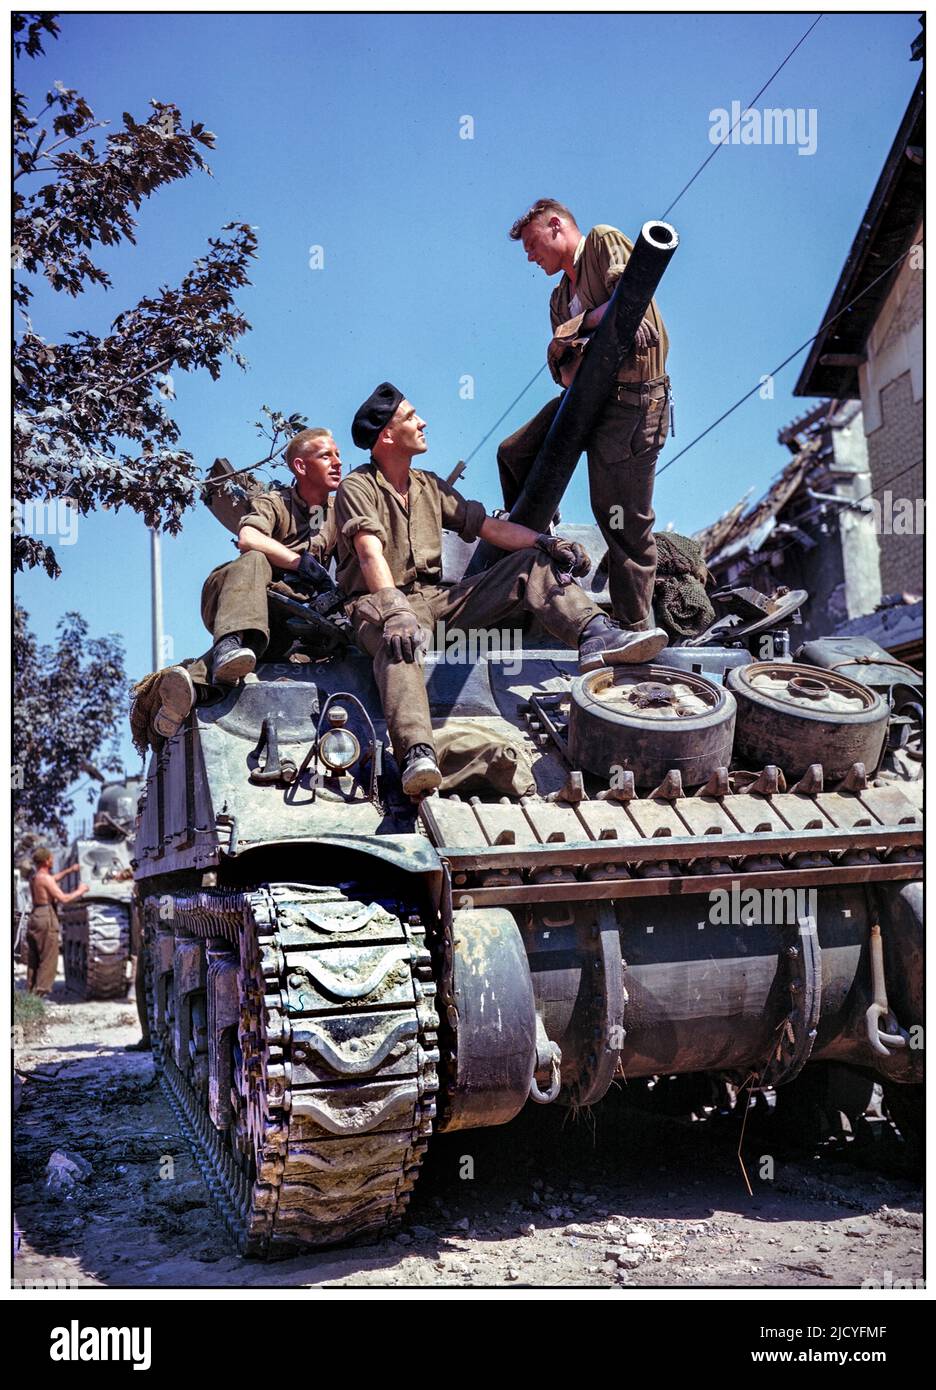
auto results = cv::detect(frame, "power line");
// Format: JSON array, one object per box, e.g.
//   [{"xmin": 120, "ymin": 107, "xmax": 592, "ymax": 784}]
[
  {"xmin": 854, "ymin": 458, "xmax": 923, "ymax": 508},
  {"xmin": 660, "ymin": 14, "xmax": 824, "ymax": 220},
  {"xmin": 464, "ymin": 363, "xmax": 549, "ymax": 464},
  {"xmin": 656, "ymin": 243, "xmax": 921, "ymax": 478}
]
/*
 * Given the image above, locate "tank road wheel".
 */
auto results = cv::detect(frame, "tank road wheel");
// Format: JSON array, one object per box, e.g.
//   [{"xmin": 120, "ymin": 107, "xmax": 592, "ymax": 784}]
[
  {"xmin": 727, "ymin": 662, "xmax": 889, "ymax": 781},
  {"xmin": 146, "ymin": 885, "xmax": 439, "ymax": 1256},
  {"xmin": 60, "ymin": 901, "xmax": 132, "ymax": 1000},
  {"xmin": 567, "ymin": 665, "xmax": 736, "ymax": 787}
]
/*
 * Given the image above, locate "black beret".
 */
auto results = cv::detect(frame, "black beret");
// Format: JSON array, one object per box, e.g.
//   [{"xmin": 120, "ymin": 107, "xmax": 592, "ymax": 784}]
[{"xmin": 351, "ymin": 382, "xmax": 405, "ymax": 450}]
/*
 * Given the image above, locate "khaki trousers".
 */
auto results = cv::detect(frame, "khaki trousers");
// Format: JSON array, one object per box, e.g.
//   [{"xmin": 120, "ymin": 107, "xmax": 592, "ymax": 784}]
[
  {"xmin": 351, "ymin": 547, "xmax": 602, "ymax": 763},
  {"xmin": 193, "ymin": 551, "xmax": 305, "ymax": 684},
  {"xmin": 26, "ymin": 904, "xmax": 60, "ymax": 996},
  {"xmin": 497, "ymin": 388, "xmax": 669, "ymax": 629}
]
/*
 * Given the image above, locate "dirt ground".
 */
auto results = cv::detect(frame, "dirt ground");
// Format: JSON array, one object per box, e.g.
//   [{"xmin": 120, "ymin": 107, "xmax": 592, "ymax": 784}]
[{"xmin": 13, "ymin": 973, "xmax": 923, "ymax": 1292}]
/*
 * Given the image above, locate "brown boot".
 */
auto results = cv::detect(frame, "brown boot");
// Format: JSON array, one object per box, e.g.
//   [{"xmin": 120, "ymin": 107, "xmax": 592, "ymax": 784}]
[
  {"xmin": 578, "ymin": 615, "xmax": 668, "ymax": 672},
  {"xmin": 152, "ymin": 667, "xmax": 196, "ymax": 739}
]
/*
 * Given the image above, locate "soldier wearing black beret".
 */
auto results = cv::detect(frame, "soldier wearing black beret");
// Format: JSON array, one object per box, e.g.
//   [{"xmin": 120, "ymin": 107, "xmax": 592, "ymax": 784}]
[{"xmin": 334, "ymin": 383, "xmax": 668, "ymax": 797}]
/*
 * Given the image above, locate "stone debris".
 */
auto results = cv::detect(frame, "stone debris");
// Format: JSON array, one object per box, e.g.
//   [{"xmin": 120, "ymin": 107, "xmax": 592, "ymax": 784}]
[
  {"xmin": 625, "ymin": 1227, "xmax": 654, "ymax": 1249},
  {"xmin": 44, "ymin": 1150, "xmax": 92, "ymax": 1195},
  {"xmin": 611, "ymin": 1250, "xmax": 643, "ymax": 1269}
]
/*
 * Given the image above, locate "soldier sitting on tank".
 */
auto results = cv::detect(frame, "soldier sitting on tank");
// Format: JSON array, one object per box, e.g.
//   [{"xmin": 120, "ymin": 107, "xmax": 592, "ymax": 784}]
[
  {"xmin": 140, "ymin": 428, "xmax": 342, "ymax": 743},
  {"xmin": 336, "ymin": 382, "xmax": 670, "ymax": 797}
]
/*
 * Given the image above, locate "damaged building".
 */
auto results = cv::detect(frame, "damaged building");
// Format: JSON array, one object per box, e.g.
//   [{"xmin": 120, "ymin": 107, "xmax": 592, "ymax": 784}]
[{"xmin": 694, "ymin": 400, "xmax": 885, "ymax": 645}]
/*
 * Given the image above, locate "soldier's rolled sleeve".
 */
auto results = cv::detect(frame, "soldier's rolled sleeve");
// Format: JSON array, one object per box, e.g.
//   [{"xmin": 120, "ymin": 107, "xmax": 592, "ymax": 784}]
[
  {"xmin": 239, "ymin": 494, "xmax": 282, "ymax": 538},
  {"xmin": 334, "ymin": 480, "xmax": 389, "ymax": 551},
  {"xmin": 595, "ymin": 227, "xmax": 632, "ymax": 295},
  {"xmin": 434, "ymin": 475, "xmax": 487, "ymax": 544}
]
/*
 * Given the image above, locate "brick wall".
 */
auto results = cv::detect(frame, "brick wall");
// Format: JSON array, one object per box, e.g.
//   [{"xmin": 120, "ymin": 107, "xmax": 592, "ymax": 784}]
[{"xmin": 865, "ymin": 371, "xmax": 924, "ymax": 594}]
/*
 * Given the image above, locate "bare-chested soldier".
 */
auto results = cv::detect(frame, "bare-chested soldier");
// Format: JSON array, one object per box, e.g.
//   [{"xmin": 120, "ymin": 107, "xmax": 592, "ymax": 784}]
[{"xmin": 26, "ymin": 847, "xmax": 88, "ymax": 998}]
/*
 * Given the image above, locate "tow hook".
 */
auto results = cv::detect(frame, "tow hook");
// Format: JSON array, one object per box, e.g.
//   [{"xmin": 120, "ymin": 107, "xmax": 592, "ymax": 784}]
[
  {"xmin": 865, "ymin": 923, "xmax": 910, "ymax": 1055},
  {"xmin": 530, "ymin": 1016, "xmax": 562, "ymax": 1104}
]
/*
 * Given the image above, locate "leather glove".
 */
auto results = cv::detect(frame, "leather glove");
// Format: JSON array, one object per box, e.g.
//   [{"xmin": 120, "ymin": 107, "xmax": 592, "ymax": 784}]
[
  {"xmin": 383, "ymin": 607, "xmax": 431, "ymax": 663},
  {"xmin": 536, "ymin": 533, "xmax": 590, "ymax": 578},
  {"xmin": 293, "ymin": 550, "xmax": 337, "ymax": 595},
  {"xmin": 355, "ymin": 588, "xmax": 431, "ymax": 664}
]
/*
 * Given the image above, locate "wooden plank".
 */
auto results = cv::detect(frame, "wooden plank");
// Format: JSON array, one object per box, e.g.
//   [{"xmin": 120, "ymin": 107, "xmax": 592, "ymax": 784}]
[
  {"xmin": 419, "ymin": 797, "xmax": 486, "ymax": 849},
  {"xmin": 857, "ymin": 785, "xmax": 923, "ymax": 827},
  {"xmin": 769, "ymin": 793, "xmax": 834, "ymax": 832},
  {"xmin": 674, "ymin": 797, "xmax": 736, "ymax": 837},
  {"xmin": 815, "ymin": 793, "xmax": 876, "ymax": 830},
  {"xmin": 719, "ymin": 794, "xmax": 787, "ymax": 833},
  {"xmin": 573, "ymin": 800, "xmax": 644, "ymax": 843},
  {"xmin": 521, "ymin": 799, "xmax": 590, "ymax": 844},
  {"xmin": 470, "ymin": 800, "xmax": 540, "ymax": 846},
  {"xmin": 625, "ymin": 800, "xmax": 688, "ymax": 838}
]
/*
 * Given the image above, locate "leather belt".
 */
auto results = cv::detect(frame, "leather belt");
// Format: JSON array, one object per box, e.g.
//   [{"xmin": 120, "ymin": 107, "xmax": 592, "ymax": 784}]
[{"xmin": 613, "ymin": 374, "xmax": 670, "ymax": 405}]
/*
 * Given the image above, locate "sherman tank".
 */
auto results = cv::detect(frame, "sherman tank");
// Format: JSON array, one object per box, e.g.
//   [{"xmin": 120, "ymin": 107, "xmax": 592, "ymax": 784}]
[
  {"xmin": 60, "ymin": 775, "xmax": 140, "ymax": 999},
  {"xmin": 133, "ymin": 222, "xmax": 923, "ymax": 1256}
]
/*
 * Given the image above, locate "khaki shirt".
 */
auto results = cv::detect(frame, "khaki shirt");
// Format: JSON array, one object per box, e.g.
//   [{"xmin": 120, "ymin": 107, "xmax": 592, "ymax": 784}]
[
  {"xmin": 335, "ymin": 463, "xmax": 487, "ymax": 598},
  {"xmin": 549, "ymin": 224, "xmax": 669, "ymax": 384},
  {"xmin": 239, "ymin": 483, "xmax": 337, "ymax": 564}
]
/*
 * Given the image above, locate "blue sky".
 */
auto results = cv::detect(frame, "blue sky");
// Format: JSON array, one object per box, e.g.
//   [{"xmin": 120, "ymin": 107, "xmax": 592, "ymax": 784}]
[{"xmin": 14, "ymin": 10, "xmax": 920, "ymax": 825}]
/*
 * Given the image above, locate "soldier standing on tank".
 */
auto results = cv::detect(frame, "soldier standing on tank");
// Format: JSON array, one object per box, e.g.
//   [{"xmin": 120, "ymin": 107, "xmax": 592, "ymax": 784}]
[
  {"xmin": 25, "ymin": 848, "xmax": 88, "ymax": 998},
  {"xmin": 498, "ymin": 198, "xmax": 671, "ymax": 633},
  {"xmin": 142, "ymin": 428, "xmax": 343, "ymax": 743},
  {"xmin": 336, "ymin": 383, "xmax": 669, "ymax": 797}
]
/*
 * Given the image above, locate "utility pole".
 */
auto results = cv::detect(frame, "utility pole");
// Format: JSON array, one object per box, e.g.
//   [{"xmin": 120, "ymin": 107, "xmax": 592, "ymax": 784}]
[{"xmin": 150, "ymin": 528, "xmax": 164, "ymax": 672}]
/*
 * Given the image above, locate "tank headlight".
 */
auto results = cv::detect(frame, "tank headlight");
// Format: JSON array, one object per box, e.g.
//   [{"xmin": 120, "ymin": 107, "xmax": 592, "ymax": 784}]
[{"xmin": 319, "ymin": 728, "xmax": 360, "ymax": 772}]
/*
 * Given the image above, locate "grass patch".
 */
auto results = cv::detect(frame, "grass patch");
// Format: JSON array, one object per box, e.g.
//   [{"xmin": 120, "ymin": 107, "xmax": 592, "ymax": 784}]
[{"xmin": 13, "ymin": 990, "xmax": 48, "ymax": 1043}]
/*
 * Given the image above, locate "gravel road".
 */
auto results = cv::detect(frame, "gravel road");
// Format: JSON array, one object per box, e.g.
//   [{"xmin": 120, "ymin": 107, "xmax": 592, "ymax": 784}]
[{"xmin": 13, "ymin": 982, "xmax": 923, "ymax": 1291}]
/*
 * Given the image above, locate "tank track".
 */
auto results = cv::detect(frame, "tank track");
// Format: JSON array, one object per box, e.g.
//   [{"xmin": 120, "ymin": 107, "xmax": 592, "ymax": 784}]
[
  {"xmin": 148, "ymin": 884, "xmax": 439, "ymax": 1256},
  {"xmin": 60, "ymin": 899, "xmax": 131, "ymax": 1000}
]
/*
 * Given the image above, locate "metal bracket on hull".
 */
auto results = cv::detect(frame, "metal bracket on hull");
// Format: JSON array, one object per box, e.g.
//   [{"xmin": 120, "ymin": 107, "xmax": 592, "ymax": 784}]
[
  {"xmin": 571, "ymin": 902, "xmax": 627, "ymax": 1108},
  {"xmin": 758, "ymin": 914, "xmax": 822, "ymax": 1088}
]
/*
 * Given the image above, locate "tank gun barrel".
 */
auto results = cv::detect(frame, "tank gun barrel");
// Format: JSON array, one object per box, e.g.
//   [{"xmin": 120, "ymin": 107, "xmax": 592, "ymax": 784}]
[{"xmin": 466, "ymin": 219, "xmax": 679, "ymax": 574}]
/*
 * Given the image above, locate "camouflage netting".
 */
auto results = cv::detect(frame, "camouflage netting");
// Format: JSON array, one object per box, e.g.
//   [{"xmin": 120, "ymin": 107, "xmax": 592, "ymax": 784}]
[{"xmin": 653, "ymin": 532, "xmax": 715, "ymax": 640}]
